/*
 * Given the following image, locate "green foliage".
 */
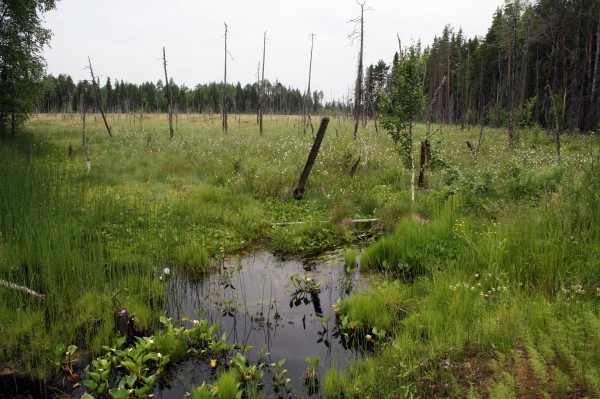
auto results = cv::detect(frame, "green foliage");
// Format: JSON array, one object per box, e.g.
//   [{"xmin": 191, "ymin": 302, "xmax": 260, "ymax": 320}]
[
  {"xmin": 379, "ymin": 44, "xmax": 425, "ymax": 166},
  {"xmin": 505, "ymin": 164, "xmax": 565, "ymax": 201},
  {"xmin": 290, "ymin": 273, "xmax": 321, "ymax": 293},
  {"xmin": 2, "ymin": 113, "xmax": 600, "ymax": 398},
  {"xmin": 0, "ymin": 0, "xmax": 56, "ymax": 133},
  {"xmin": 269, "ymin": 222, "xmax": 352, "ymax": 257}
]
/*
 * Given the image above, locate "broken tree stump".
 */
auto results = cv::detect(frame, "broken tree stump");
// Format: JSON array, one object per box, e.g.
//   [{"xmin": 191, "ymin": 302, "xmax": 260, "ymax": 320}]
[
  {"xmin": 466, "ymin": 140, "xmax": 476, "ymax": 154},
  {"xmin": 115, "ymin": 308, "xmax": 135, "ymax": 340},
  {"xmin": 349, "ymin": 156, "xmax": 361, "ymax": 177},
  {"xmin": 418, "ymin": 141, "xmax": 427, "ymax": 188},
  {"xmin": 293, "ymin": 117, "xmax": 330, "ymax": 200}
]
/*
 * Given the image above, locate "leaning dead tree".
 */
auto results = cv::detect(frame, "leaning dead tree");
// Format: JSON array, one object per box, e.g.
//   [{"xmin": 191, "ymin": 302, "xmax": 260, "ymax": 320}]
[
  {"xmin": 294, "ymin": 117, "xmax": 330, "ymax": 200},
  {"xmin": 87, "ymin": 57, "xmax": 111, "ymax": 137},
  {"xmin": 163, "ymin": 47, "xmax": 174, "ymax": 139},
  {"xmin": 222, "ymin": 22, "xmax": 229, "ymax": 134},
  {"xmin": 304, "ymin": 33, "xmax": 316, "ymax": 136},
  {"xmin": 349, "ymin": 1, "xmax": 369, "ymax": 140}
]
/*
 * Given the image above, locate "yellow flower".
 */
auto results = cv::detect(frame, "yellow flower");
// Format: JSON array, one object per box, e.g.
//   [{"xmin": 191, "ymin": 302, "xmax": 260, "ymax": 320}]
[{"xmin": 210, "ymin": 359, "xmax": 217, "ymax": 368}]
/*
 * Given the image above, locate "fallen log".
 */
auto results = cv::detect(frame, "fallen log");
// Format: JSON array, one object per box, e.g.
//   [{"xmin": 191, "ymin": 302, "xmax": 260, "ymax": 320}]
[
  {"xmin": 271, "ymin": 218, "xmax": 378, "ymax": 226},
  {"xmin": 0, "ymin": 279, "xmax": 46, "ymax": 301}
]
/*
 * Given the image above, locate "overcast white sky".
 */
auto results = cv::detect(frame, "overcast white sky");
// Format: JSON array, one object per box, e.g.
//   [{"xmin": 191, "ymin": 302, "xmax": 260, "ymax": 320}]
[{"xmin": 43, "ymin": 0, "xmax": 503, "ymax": 101}]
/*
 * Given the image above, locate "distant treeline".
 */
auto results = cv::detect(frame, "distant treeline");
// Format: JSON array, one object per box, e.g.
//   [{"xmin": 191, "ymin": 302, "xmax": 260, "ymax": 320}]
[
  {"xmin": 39, "ymin": 76, "xmax": 346, "ymax": 116},
  {"xmin": 39, "ymin": 0, "xmax": 600, "ymax": 133}
]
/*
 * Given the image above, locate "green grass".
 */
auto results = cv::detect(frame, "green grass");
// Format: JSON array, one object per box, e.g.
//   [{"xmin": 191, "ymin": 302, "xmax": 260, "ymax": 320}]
[{"xmin": 1, "ymin": 113, "xmax": 599, "ymax": 398}]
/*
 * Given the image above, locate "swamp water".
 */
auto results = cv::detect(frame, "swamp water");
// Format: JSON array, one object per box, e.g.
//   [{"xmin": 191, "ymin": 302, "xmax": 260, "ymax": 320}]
[
  {"xmin": 1, "ymin": 251, "xmax": 367, "ymax": 398},
  {"xmin": 156, "ymin": 250, "xmax": 367, "ymax": 398}
]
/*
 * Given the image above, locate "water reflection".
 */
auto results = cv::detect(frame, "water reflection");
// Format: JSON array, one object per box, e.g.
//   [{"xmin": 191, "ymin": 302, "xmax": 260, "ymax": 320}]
[{"xmin": 161, "ymin": 251, "xmax": 366, "ymax": 397}]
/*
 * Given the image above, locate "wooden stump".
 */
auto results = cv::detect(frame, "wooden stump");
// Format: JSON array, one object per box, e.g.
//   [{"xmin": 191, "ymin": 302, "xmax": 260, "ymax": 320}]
[{"xmin": 115, "ymin": 308, "xmax": 135, "ymax": 340}]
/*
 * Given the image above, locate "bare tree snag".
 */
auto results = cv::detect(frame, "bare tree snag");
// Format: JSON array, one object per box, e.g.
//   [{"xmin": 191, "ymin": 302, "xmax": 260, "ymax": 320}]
[
  {"xmin": 294, "ymin": 117, "xmax": 330, "ymax": 200},
  {"xmin": 115, "ymin": 308, "xmax": 135, "ymax": 340},
  {"xmin": 547, "ymin": 85, "xmax": 561, "ymax": 162},
  {"xmin": 83, "ymin": 99, "xmax": 91, "ymax": 173},
  {"xmin": 418, "ymin": 140, "xmax": 432, "ymax": 188},
  {"xmin": 304, "ymin": 33, "xmax": 316, "ymax": 136},
  {"xmin": 475, "ymin": 125, "xmax": 485, "ymax": 161},
  {"xmin": 508, "ymin": 17, "xmax": 518, "ymax": 148},
  {"xmin": 426, "ymin": 76, "xmax": 447, "ymax": 141},
  {"xmin": 87, "ymin": 57, "xmax": 112, "ymax": 137},
  {"xmin": 466, "ymin": 140, "xmax": 476, "ymax": 153},
  {"xmin": 222, "ymin": 23, "xmax": 228, "ymax": 134},
  {"xmin": 0, "ymin": 279, "xmax": 46, "ymax": 300},
  {"xmin": 518, "ymin": 18, "xmax": 531, "ymax": 107},
  {"xmin": 349, "ymin": 1, "xmax": 368, "ymax": 140},
  {"xmin": 349, "ymin": 156, "xmax": 361, "ymax": 177},
  {"xmin": 590, "ymin": 13, "xmax": 600, "ymax": 131},
  {"xmin": 163, "ymin": 47, "xmax": 174, "ymax": 139},
  {"xmin": 259, "ymin": 32, "xmax": 267, "ymax": 135}
]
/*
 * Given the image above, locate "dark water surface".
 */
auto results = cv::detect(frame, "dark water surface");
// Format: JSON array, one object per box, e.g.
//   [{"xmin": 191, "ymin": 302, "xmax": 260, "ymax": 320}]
[
  {"xmin": 155, "ymin": 250, "xmax": 367, "ymax": 398},
  {"xmin": 0, "ymin": 251, "xmax": 366, "ymax": 398}
]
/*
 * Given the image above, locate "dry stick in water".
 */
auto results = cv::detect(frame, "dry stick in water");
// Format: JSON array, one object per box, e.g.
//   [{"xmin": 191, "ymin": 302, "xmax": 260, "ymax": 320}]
[{"xmin": 0, "ymin": 279, "xmax": 46, "ymax": 301}]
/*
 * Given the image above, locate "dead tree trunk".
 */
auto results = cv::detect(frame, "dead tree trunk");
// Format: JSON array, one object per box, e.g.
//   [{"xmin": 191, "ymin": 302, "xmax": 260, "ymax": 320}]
[
  {"xmin": 508, "ymin": 17, "xmax": 517, "ymax": 148},
  {"xmin": 87, "ymin": 57, "xmax": 112, "ymax": 137},
  {"xmin": 304, "ymin": 33, "xmax": 316, "ymax": 136},
  {"xmin": 163, "ymin": 47, "xmax": 174, "ymax": 139},
  {"xmin": 518, "ymin": 18, "xmax": 531, "ymax": 107},
  {"xmin": 294, "ymin": 117, "xmax": 330, "ymax": 200},
  {"xmin": 350, "ymin": 1, "xmax": 367, "ymax": 140},
  {"xmin": 590, "ymin": 13, "xmax": 600, "ymax": 132},
  {"xmin": 475, "ymin": 125, "xmax": 485, "ymax": 161},
  {"xmin": 547, "ymin": 85, "xmax": 561, "ymax": 162},
  {"xmin": 417, "ymin": 141, "xmax": 428, "ymax": 188},
  {"xmin": 0, "ymin": 279, "xmax": 46, "ymax": 300},
  {"xmin": 222, "ymin": 23, "xmax": 228, "ymax": 134},
  {"xmin": 115, "ymin": 308, "xmax": 135, "ymax": 341},
  {"xmin": 83, "ymin": 100, "xmax": 91, "ymax": 173},
  {"xmin": 259, "ymin": 32, "xmax": 267, "ymax": 135},
  {"xmin": 426, "ymin": 76, "xmax": 447, "ymax": 141},
  {"xmin": 349, "ymin": 156, "xmax": 361, "ymax": 177}
]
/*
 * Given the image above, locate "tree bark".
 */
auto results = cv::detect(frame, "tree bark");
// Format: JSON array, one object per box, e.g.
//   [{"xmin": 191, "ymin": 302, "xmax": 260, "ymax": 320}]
[
  {"xmin": 163, "ymin": 47, "xmax": 174, "ymax": 139},
  {"xmin": 590, "ymin": 13, "xmax": 600, "ymax": 132},
  {"xmin": 508, "ymin": 18, "xmax": 517, "ymax": 148},
  {"xmin": 304, "ymin": 33, "xmax": 315, "ymax": 136},
  {"xmin": 426, "ymin": 76, "xmax": 447, "ymax": 141},
  {"xmin": 87, "ymin": 57, "xmax": 112, "ymax": 137},
  {"xmin": 418, "ymin": 141, "xmax": 427, "ymax": 188},
  {"xmin": 352, "ymin": 1, "xmax": 366, "ymax": 141},
  {"xmin": 259, "ymin": 32, "xmax": 266, "ymax": 135},
  {"xmin": 0, "ymin": 279, "xmax": 46, "ymax": 300},
  {"xmin": 222, "ymin": 23, "xmax": 228, "ymax": 134},
  {"xmin": 547, "ymin": 85, "xmax": 560, "ymax": 162},
  {"xmin": 294, "ymin": 117, "xmax": 330, "ymax": 199}
]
